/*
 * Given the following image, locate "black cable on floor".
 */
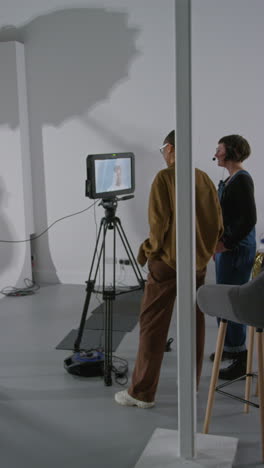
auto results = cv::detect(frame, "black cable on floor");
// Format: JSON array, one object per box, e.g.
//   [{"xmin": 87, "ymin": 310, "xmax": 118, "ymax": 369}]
[
  {"xmin": 112, "ymin": 354, "xmax": 129, "ymax": 386},
  {"xmin": 0, "ymin": 278, "xmax": 40, "ymax": 297},
  {"xmin": 95, "ymin": 348, "xmax": 129, "ymax": 385}
]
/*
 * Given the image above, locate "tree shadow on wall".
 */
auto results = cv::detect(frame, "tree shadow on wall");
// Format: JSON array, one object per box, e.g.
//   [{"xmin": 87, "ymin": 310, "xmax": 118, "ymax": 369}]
[{"xmin": 0, "ymin": 8, "xmax": 140, "ymax": 282}]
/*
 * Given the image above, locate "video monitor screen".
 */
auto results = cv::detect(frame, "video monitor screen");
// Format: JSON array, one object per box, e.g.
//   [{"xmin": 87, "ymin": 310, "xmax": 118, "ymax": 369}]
[{"xmin": 86, "ymin": 153, "xmax": 135, "ymax": 199}]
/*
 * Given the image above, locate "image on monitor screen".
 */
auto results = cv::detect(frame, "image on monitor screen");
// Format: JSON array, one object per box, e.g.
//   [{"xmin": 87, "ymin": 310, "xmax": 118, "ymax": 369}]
[{"xmin": 94, "ymin": 158, "xmax": 132, "ymax": 194}]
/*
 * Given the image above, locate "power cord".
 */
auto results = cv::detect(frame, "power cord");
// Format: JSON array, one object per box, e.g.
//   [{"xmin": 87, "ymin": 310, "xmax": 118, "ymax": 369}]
[
  {"xmin": 165, "ymin": 337, "xmax": 174, "ymax": 352},
  {"xmin": 112, "ymin": 355, "xmax": 129, "ymax": 385},
  {"xmin": 93, "ymin": 347, "xmax": 128, "ymax": 385},
  {"xmin": 0, "ymin": 201, "xmax": 99, "ymax": 244},
  {"xmin": 0, "ymin": 201, "xmax": 99, "ymax": 297},
  {"xmin": 0, "ymin": 278, "xmax": 40, "ymax": 297}
]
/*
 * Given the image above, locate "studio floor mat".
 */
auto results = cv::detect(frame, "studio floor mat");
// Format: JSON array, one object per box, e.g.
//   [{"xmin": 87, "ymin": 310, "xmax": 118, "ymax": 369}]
[
  {"xmin": 56, "ymin": 328, "xmax": 125, "ymax": 351},
  {"xmin": 85, "ymin": 310, "xmax": 139, "ymax": 331},
  {"xmin": 56, "ymin": 288, "xmax": 143, "ymax": 351}
]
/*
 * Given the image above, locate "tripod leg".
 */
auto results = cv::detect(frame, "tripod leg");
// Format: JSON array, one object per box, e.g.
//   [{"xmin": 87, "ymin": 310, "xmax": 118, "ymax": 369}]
[
  {"xmin": 74, "ymin": 219, "xmax": 107, "ymax": 352},
  {"xmin": 88, "ymin": 219, "xmax": 105, "ymax": 281},
  {"xmin": 104, "ymin": 294, "xmax": 113, "ymax": 386},
  {"xmin": 88, "ymin": 219, "xmax": 107, "ymax": 283},
  {"xmin": 74, "ymin": 280, "xmax": 94, "ymax": 352}
]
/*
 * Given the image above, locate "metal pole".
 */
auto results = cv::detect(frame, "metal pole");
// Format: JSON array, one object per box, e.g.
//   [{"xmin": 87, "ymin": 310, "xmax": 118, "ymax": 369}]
[{"xmin": 175, "ymin": 0, "xmax": 196, "ymax": 458}]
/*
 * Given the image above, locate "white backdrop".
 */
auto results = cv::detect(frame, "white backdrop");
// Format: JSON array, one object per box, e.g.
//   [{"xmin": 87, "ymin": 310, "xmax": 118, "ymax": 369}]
[
  {"xmin": 0, "ymin": 42, "xmax": 33, "ymax": 294},
  {"xmin": 0, "ymin": 0, "xmax": 263, "ymax": 286}
]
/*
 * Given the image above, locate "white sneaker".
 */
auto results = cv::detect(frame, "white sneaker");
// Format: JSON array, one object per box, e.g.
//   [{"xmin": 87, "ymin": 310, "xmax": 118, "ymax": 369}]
[{"xmin": 114, "ymin": 389, "xmax": 155, "ymax": 409}]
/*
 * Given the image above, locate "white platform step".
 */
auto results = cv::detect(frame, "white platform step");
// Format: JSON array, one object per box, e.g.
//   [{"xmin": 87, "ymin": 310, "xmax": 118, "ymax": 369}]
[{"xmin": 134, "ymin": 428, "xmax": 238, "ymax": 468}]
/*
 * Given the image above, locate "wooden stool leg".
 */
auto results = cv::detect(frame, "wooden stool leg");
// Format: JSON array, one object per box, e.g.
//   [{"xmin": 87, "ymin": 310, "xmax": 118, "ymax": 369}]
[
  {"xmin": 244, "ymin": 326, "xmax": 255, "ymax": 413},
  {"xmin": 257, "ymin": 329, "xmax": 264, "ymax": 462},
  {"xmin": 255, "ymin": 332, "xmax": 264, "ymax": 397},
  {"xmin": 203, "ymin": 320, "xmax": 227, "ymax": 434}
]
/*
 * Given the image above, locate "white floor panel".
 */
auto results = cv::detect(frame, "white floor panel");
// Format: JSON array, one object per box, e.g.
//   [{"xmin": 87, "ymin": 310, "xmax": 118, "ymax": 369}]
[
  {"xmin": 0, "ymin": 285, "xmax": 261, "ymax": 468},
  {"xmin": 134, "ymin": 429, "xmax": 238, "ymax": 468}
]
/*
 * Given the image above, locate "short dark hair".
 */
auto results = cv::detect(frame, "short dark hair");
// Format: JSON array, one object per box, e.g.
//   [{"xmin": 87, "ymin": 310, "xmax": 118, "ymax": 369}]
[
  {"xmin": 218, "ymin": 134, "xmax": 251, "ymax": 162},
  {"xmin": 164, "ymin": 130, "xmax": 175, "ymax": 147}
]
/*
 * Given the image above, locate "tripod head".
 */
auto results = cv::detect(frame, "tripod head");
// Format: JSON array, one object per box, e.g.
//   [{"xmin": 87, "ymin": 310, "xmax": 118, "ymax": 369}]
[{"xmin": 99, "ymin": 195, "xmax": 134, "ymax": 221}]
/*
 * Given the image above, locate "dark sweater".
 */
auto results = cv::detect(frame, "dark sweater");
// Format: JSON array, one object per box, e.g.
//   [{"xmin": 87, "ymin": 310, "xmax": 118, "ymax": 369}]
[{"xmin": 219, "ymin": 171, "xmax": 257, "ymax": 249}]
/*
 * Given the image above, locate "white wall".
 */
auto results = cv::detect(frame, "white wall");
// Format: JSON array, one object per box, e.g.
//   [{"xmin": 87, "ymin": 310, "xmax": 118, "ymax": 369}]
[
  {"xmin": 1, "ymin": 0, "xmax": 175, "ymax": 285},
  {"xmin": 0, "ymin": 0, "xmax": 264, "ymax": 285},
  {"xmin": 0, "ymin": 42, "xmax": 33, "ymax": 294},
  {"xmin": 192, "ymin": 0, "xmax": 264, "ymax": 280}
]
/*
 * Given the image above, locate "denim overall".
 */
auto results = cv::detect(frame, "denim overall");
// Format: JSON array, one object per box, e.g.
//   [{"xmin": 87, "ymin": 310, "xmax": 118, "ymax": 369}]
[{"xmin": 215, "ymin": 170, "xmax": 256, "ymax": 352}]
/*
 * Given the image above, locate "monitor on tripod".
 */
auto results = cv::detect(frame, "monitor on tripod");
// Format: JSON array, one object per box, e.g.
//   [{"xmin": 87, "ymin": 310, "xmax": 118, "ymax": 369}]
[{"xmin": 85, "ymin": 152, "xmax": 135, "ymax": 199}]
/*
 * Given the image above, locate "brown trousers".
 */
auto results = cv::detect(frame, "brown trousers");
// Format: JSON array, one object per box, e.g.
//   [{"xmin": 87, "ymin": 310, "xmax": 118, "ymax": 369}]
[{"xmin": 128, "ymin": 259, "xmax": 206, "ymax": 402}]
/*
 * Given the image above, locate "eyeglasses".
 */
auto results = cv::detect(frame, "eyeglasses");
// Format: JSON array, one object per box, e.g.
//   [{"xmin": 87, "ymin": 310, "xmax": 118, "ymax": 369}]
[{"xmin": 159, "ymin": 143, "xmax": 168, "ymax": 154}]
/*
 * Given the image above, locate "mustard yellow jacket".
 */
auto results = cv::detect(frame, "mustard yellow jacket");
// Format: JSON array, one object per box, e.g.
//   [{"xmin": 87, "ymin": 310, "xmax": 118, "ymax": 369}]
[{"xmin": 137, "ymin": 164, "xmax": 223, "ymax": 271}]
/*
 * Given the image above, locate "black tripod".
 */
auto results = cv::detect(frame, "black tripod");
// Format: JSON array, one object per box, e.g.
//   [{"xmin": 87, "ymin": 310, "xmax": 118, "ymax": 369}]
[{"xmin": 74, "ymin": 196, "xmax": 145, "ymax": 386}]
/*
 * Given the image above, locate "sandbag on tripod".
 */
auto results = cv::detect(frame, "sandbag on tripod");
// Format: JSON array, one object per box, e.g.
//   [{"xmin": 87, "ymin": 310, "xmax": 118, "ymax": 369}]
[{"xmin": 64, "ymin": 350, "xmax": 104, "ymax": 377}]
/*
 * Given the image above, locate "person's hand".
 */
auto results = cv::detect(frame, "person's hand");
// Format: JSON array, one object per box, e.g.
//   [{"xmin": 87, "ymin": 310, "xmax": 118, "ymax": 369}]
[
  {"xmin": 137, "ymin": 246, "xmax": 147, "ymax": 266},
  {"xmin": 215, "ymin": 240, "xmax": 229, "ymax": 253}
]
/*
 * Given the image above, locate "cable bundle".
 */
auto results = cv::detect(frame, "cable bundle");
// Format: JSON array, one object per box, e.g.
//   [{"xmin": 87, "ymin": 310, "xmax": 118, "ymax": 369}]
[{"xmin": 0, "ymin": 278, "xmax": 40, "ymax": 297}]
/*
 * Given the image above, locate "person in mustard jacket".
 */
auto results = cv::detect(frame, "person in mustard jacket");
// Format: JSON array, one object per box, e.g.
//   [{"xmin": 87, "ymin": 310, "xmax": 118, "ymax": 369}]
[{"xmin": 115, "ymin": 130, "xmax": 223, "ymax": 408}]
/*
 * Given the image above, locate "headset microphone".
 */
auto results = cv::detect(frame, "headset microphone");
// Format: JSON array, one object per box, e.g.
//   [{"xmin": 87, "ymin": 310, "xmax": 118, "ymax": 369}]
[{"xmin": 212, "ymin": 157, "xmax": 216, "ymax": 160}]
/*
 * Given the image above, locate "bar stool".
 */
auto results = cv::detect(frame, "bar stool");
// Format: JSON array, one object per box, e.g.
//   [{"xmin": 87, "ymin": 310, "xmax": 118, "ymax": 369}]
[
  {"xmin": 197, "ymin": 270, "xmax": 264, "ymax": 461},
  {"xmin": 244, "ymin": 253, "xmax": 264, "ymax": 411}
]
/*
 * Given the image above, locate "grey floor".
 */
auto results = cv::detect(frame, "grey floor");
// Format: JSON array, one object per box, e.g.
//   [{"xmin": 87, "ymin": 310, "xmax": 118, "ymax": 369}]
[{"xmin": 0, "ymin": 283, "xmax": 263, "ymax": 468}]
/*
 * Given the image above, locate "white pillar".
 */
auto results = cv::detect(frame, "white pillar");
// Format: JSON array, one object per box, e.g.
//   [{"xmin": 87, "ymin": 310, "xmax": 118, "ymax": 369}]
[
  {"xmin": 0, "ymin": 42, "xmax": 34, "ymax": 290},
  {"xmin": 175, "ymin": 0, "xmax": 196, "ymax": 458},
  {"xmin": 135, "ymin": 3, "xmax": 238, "ymax": 465}
]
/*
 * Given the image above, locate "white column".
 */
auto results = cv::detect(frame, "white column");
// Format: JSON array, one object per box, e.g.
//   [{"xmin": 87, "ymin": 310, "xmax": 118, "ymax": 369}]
[
  {"xmin": 135, "ymin": 2, "xmax": 238, "ymax": 465},
  {"xmin": 0, "ymin": 42, "xmax": 33, "ymax": 291},
  {"xmin": 175, "ymin": 0, "xmax": 196, "ymax": 458},
  {"xmin": 15, "ymin": 42, "xmax": 35, "ymax": 236}
]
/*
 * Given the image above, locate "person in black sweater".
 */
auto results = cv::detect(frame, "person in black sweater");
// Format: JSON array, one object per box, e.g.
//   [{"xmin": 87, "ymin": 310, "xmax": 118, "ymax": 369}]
[{"xmin": 211, "ymin": 134, "xmax": 257, "ymax": 380}]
